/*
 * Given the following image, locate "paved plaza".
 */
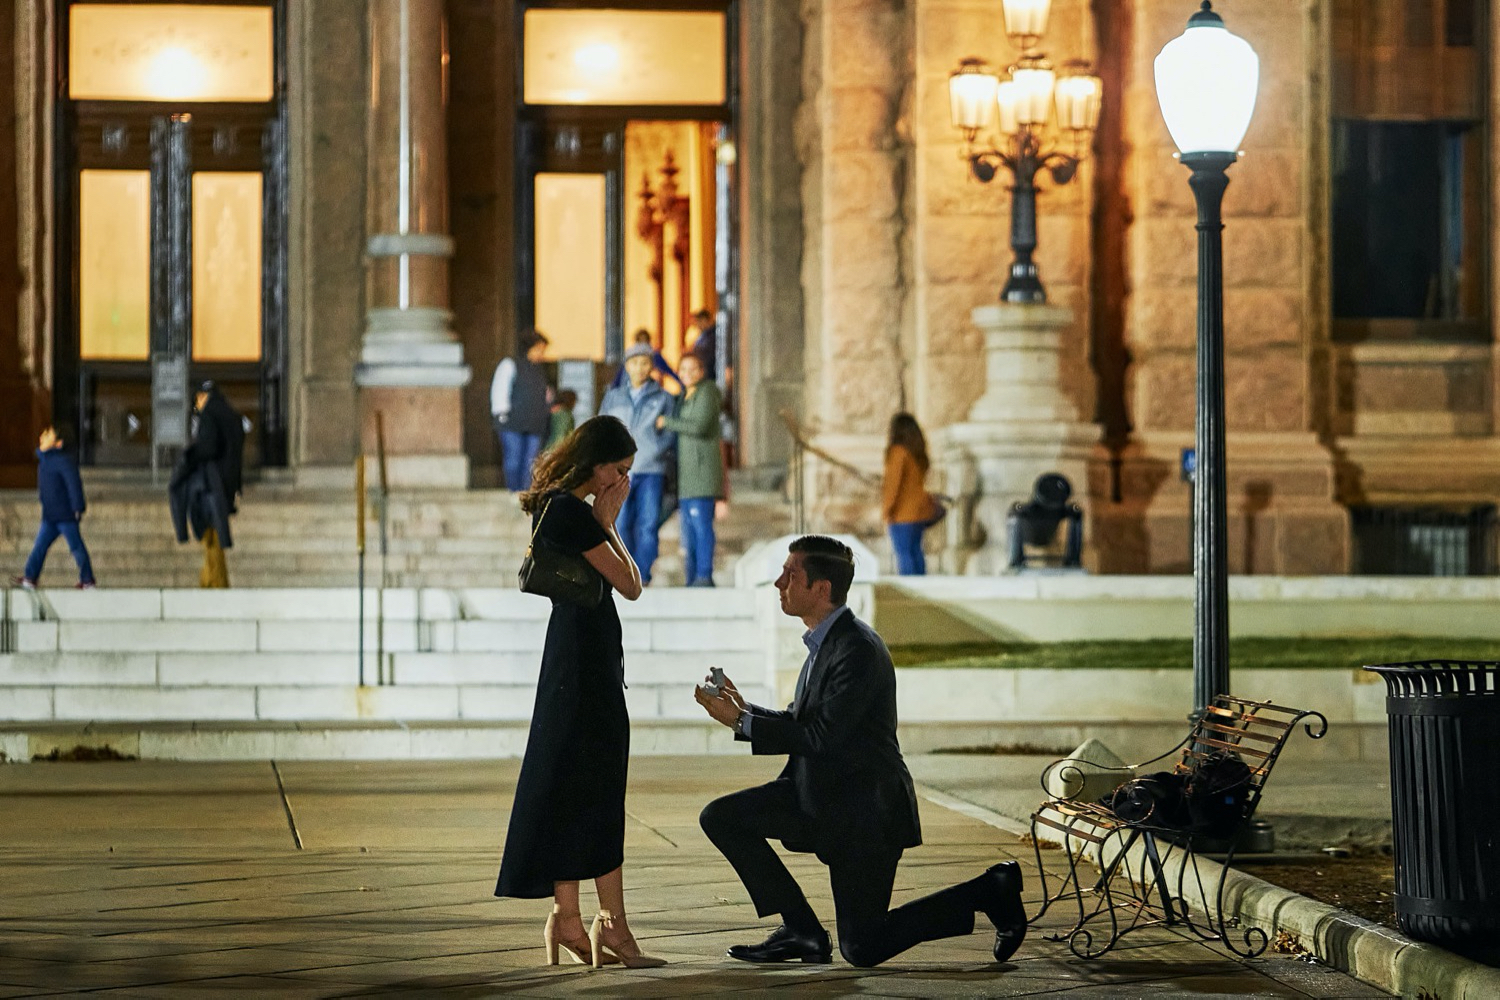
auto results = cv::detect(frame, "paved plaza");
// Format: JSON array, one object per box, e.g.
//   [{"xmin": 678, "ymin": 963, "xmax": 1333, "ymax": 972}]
[{"xmin": 0, "ymin": 756, "xmax": 1391, "ymax": 997}]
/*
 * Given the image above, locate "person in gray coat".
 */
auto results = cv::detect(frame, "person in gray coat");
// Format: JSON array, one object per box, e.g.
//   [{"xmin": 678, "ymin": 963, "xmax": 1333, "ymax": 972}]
[{"xmin": 598, "ymin": 342, "xmax": 675, "ymax": 584}]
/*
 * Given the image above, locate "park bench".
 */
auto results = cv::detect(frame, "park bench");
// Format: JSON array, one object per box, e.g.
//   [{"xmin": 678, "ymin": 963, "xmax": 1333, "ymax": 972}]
[{"xmin": 1027, "ymin": 695, "xmax": 1328, "ymax": 959}]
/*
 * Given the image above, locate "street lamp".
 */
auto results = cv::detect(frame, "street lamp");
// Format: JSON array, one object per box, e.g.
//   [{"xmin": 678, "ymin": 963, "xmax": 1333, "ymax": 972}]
[
  {"xmin": 948, "ymin": 0, "xmax": 1101, "ymax": 303},
  {"xmin": 1154, "ymin": 1, "xmax": 1259, "ymax": 720}
]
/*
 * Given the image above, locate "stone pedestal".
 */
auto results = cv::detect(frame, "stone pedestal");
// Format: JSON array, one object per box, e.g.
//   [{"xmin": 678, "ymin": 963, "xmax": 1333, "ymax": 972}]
[
  {"xmin": 936, "ymin": 303, "xmax": 1099, "ymax": 575},
  {"xmin": 356, "ymin": 0, "xmax": 469, "ymax": 487}
]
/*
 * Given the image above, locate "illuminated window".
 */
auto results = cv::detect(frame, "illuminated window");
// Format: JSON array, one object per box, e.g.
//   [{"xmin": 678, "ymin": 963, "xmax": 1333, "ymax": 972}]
[
  {"xmin": 70, "ymin": 4, "xmax": 274, "ymax": 103},
  {"xmin": 524, "ymin": 9, "xmax": 726, "ymax": 106},
  {"xmin": 534, "ymin": 173, "xmax": 606, "ymax": 361},
  {"xmin": 79, "ymin": 170, "xmax": 151, "ymax": 361},
  {"xmin": 193, "ymin": 172, "xmax": 264, "ymax": 361}
]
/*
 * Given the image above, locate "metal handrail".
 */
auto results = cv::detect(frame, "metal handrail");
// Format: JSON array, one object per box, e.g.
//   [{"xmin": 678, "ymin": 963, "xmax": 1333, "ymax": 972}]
[
  {"xmin": 356, "ymin": 453, "xmax": 366, "ymax": 686},
  {"xmin": 355, "ymin": 412, "xmax": 392, "ymax": 687},
  {"xmin": 375, "ymin": 412, "xmax": 389, "ymax": 686}
]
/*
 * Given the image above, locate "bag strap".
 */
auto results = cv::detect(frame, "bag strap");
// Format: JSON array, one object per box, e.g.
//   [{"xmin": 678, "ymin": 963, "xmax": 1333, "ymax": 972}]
[{"xmin": 526, "ymin": 496, "xmax": 554, "ymax": 553}]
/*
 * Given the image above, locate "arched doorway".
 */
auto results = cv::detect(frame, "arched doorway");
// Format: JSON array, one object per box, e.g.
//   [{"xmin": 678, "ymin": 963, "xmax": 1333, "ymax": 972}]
[{"xmin": 54, "ymin": 1, "xmax": 288, "ymax": 470}]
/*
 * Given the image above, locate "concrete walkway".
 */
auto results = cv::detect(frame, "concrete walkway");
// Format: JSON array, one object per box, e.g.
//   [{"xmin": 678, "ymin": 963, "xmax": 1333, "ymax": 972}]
[{"xmin": 0, "ymin": 756, "xmax": 1390, "ymax": 997}]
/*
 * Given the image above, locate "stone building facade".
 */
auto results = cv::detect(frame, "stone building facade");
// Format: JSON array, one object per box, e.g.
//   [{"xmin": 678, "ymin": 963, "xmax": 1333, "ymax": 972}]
[{"xmin": 2, "ymin": 1, "xmax": 1496, "ymax": 575}]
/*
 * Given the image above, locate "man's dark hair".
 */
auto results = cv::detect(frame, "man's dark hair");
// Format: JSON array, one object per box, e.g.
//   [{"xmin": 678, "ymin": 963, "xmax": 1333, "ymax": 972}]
[
  {"xmin": 556, "ymin": 388, "xmax": 578, "ymax": 409},
  {"xmin": 693, "ymin": 309, "xmax": 713, "ymax": 324},
  {"xmin": 789, "ymin": 535, "xmax": 855, "ymax": 605},
  {"xmin": 47, "ymin": 421, "xmax": 76, "ymax": 447},
  {"xmin": 519, "ymin": 329, "xmax": 548, "ymax": 353}
]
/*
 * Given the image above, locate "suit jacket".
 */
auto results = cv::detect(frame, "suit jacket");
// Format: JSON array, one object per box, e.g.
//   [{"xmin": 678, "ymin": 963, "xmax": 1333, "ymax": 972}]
[{"xmin": 743, "ymin": 609, "xmax": 922, "ymax": 860}]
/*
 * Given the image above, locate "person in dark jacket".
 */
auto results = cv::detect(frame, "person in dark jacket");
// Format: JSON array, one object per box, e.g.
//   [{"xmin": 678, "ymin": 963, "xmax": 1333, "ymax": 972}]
[
  {"xmin": 14, "ymin": 424, "xmax": 95, "ymax": 589},
  {"xmin": 686, "ymin": 309, "xmax": 717, "ymax": 377},
  {"xmin": 173, "ymin": 382, "xmax": 244, "ymax": 588},
  {"xmin": 492, "ymin": 330, "xmax": 553, "ymax": 491},
  {"xmin": 694, "ymin": 536, "xmax": 1027, "ymax": 968}
]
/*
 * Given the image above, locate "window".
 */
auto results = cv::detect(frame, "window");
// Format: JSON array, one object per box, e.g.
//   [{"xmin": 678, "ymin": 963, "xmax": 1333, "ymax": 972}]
[
  {"xmin": 1330, "ymin": 0, "xmax": 1487, "ymax": 340},
  {"xmin": 1331, "ymin": 121, "xmax": 1484, "ymax": 326},
  {"xmin": 1352, "ymin": 505, "xmax": 1498, "ymax": 575},
  {"xmin": 69, "ymin": 4, "xmax": 275, "ymax": 103},
  {"xmin": 523, "ymin": 8, "xmax": 726, "ymax": 106}
]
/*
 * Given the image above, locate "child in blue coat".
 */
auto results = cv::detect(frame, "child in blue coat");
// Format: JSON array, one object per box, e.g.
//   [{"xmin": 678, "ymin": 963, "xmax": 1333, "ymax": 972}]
[{"xmin": 13, "ymin": 425, "xmax": 95, "ymax": 589}]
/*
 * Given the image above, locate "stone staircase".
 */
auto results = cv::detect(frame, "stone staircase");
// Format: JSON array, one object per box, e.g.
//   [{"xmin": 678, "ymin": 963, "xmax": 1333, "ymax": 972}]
[
  {"xmin": 0, "ymin": 476, "xmax": 797, "ymax": 589},
  {"xmin": 0, "ymin": 585, "xmax": 779, "ymax": 760}
]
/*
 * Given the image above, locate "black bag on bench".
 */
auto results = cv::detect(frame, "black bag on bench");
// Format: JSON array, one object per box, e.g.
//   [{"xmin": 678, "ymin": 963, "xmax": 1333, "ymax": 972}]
[{"xmin": 1101, "ymin": 750, "xmax": 1251, "ymax": 839}]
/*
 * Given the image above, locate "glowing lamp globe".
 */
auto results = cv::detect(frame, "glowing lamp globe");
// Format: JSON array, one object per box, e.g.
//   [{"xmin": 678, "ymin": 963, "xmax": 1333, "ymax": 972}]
[{"xmin": 1153, "ymin": 2, "xmax": 1259, "ymax": 154}]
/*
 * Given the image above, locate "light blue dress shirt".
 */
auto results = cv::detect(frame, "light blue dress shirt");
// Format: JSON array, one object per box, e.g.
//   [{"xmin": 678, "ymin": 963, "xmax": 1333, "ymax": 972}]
[{"xmin": 739, "ymin": 604, "xmax": 850, "ymax": 737}]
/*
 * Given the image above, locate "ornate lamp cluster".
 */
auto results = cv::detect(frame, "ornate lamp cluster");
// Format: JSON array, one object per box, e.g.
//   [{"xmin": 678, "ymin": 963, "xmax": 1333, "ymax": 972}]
[{"xmin": 947, "ymin": 0, "xmax": 1102, "ymax": 303}]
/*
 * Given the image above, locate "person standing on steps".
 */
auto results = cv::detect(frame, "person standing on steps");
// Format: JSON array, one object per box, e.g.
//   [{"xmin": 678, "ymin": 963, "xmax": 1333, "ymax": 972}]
[
  {"xmin": 656, "ymin": 353, "xmax": 723, "ymax": 587},
  {"xmin": 685, "ymin": 308, "xmax": 717, "ymax": 377},
  {"xmin": 598, "ymin": 342, "xmax": 675, "ymax": 585},
  {"xmin": 495, "ymin": 415, "xmax": 667, "ymax": 970},
  {"xmin": 13, "ymin": 424, "xmax": 95, "ymax": 590},
  {"xmin": 169, "ymin": 382, "xmax": 244, "ymax": 589},
  {"xmin": 492, "ymin": 329, "xmax": 552, "ymax": 491},
  {"xmin": 544, "ymin": 389, "xmax": 578, "ymax": 454},
  {"xmin": 694, "ymin": 535, "xmax": 1028, "ymax": 968},
  {"xmin": 608, "ymin": 329, "xmax": 680, "ymax": 393}
]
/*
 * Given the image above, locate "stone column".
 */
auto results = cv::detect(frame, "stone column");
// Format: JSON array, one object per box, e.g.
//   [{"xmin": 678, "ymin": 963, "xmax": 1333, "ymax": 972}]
[
  {"xmin": 935, "ymin": 304, "xmax": 1098, "ymax": 574},
  {"xmin": 798, "ymin": 0, "xmax": 910, "ymax": 533},
  {"xmin": 0, "ymin": 1, "xmax": 49, "ymax": 488},
  {"xmin": 357, "ymin": 0, "xmax": 470, "ymax": 488}
]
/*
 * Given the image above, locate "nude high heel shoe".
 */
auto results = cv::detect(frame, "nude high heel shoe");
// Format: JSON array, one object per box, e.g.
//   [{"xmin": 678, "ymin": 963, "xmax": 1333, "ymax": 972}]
[
  {"xmin": 590, "ymin": 910, "xmax": 668, "ymax": 969},
  {"xmin": 545, "ymin": 905, "xmax": 614, "ymax": 965}
]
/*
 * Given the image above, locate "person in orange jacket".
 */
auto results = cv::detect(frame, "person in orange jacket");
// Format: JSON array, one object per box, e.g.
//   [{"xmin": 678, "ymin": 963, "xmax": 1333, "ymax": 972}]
[{"xmin": 881, "ymin": 413, "xmax": 938, "ymax": 576}]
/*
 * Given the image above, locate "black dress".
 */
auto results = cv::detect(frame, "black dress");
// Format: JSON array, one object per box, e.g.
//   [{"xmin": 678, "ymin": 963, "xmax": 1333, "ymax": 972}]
[{"xmin": 495, "ymin": 491, "xmax": 629, "ymax": 898}]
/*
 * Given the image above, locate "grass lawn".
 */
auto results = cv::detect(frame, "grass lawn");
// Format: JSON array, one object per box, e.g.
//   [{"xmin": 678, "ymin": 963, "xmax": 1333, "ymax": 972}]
[{"xmin": 889, "ymin": 637, "xmax": 1500, "ymax": 671}]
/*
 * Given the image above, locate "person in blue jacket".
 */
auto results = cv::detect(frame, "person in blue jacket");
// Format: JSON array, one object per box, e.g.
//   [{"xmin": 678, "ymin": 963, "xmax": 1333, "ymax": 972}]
[
  {"xmin": 599, "ymin": 342, "xmax": 676, "ymax": 584},
  {"xmin": 14, "ymin": 424, "xmax": 95, "ymax": 589}
]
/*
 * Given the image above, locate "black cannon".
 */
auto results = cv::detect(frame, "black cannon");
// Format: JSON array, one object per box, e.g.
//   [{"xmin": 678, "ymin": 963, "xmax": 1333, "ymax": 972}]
[{"xmin": 1007, "ymin": 473, "xmax": 1083, "ymax": 570}]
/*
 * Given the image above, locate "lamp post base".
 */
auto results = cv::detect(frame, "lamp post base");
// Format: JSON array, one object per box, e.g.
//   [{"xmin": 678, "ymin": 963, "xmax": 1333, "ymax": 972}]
[{"xmin": 1001, "ymin": 262, "xmax": 1046, "ymax": 304}]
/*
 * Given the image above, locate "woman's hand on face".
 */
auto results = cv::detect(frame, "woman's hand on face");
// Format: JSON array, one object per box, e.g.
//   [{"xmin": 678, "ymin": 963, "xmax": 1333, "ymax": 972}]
[{"xmin": 593, "ymin": 473, "xmax": 630, "ymax": 524}]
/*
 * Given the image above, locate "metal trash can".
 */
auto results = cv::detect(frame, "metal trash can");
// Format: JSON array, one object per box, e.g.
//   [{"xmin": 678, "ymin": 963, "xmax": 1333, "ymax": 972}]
[{"xmin": 1363, "ymin": 660, "xmax": 1499, "ymax": 965}]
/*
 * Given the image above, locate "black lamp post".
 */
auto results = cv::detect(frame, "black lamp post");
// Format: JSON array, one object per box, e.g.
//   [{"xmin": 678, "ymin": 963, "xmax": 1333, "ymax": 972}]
[
  {"xmin": 948, "ymin": 0, "xmax": 1101, "ymax": 303},
  {"xmin": 1154, "ymin": 1, "xmax": 1260, "ymax": 719}
]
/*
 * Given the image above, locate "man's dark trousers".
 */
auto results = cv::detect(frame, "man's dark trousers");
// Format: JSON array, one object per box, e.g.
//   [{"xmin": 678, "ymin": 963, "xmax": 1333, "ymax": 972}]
[{"xmin": 701, "ymin": 780, "xmax": 975, "ymax": 968}]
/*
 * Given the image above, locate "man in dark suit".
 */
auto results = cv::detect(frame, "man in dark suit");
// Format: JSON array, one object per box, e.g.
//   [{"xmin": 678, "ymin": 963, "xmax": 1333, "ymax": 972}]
[{"xmin": 694, "ymin": 535, "xmax": 1027, "ymax": 968}]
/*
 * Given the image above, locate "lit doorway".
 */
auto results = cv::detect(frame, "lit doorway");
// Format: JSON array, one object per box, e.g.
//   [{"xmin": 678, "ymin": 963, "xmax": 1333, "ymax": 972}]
[
  {"xmin": 516, "ymin": 3, "xmax": 736, "ymax": 415},
  {"xmin": 55, "ymin": 1, "xmax": 288, "ymax": 468}
]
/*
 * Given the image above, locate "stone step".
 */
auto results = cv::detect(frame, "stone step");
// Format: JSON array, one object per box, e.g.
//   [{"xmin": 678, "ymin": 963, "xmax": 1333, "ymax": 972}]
[
  {"xmin": 6, "ymin": 586, "xmax": 760, "ymax": 621},
  {"xmin": 0, "ymin": 719, "xmax": 744, "ymax": 760},
  {"xmin": 1, "ymin": 677, "xmax": 772, "ymax": 724}
]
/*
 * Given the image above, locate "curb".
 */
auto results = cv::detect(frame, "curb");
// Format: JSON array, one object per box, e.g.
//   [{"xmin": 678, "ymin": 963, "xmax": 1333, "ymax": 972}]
[
  {"xmin": 1227, "ymin": 868, "xmax": 1500, "ymax": 1000},
  {"xmin": 917, "ymin": 784, "xmax": 1500, "ymax": 1000}
]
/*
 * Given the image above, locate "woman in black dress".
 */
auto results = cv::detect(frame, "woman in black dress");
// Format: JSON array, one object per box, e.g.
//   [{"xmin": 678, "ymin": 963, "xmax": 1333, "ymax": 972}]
[{"xmin": 495, "ymin": 415, "xmax": 666, "ymax": 969}]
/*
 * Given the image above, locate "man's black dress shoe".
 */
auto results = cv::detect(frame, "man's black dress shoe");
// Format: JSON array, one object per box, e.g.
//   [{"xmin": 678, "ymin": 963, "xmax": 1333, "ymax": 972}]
[
  {"xmin": 975, "ymin": 861, "xmax": 1028, "ymax": 963},
  {"xmin": 727, "ymin": 924, "xmax": 833, "ymax": 964}
]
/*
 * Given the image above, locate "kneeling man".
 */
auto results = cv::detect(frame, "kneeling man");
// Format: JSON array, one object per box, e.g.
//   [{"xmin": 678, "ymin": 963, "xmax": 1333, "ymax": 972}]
[{"xmin": 694, "ymin": 535, "xmax": 1027, "ymax": 968}]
